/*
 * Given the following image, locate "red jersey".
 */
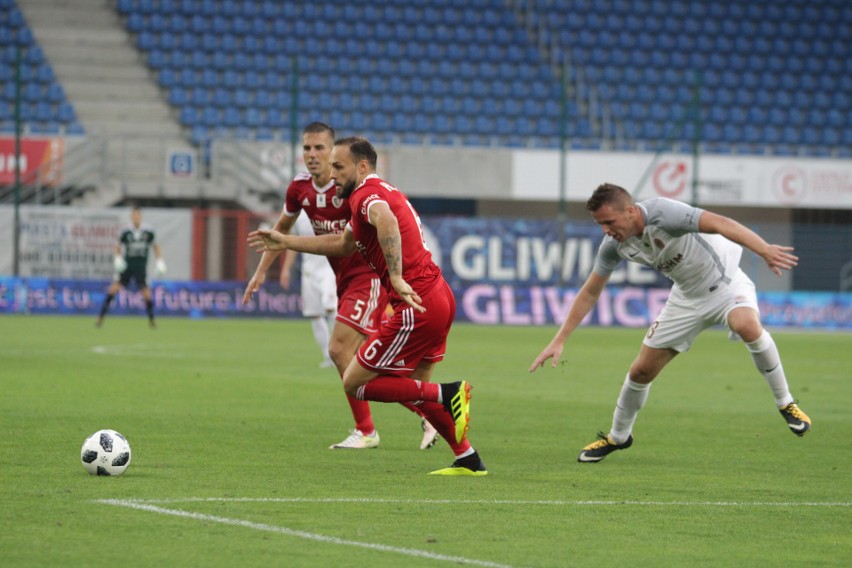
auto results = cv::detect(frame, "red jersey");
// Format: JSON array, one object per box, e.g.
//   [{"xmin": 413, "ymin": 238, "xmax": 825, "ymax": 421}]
[
  {"xmin": 346, "ymin": 174, "xmax": 441, "ymax": 301},
  {"xmin": 283, "ymin": 173, "xmax": 374, "ymax": 293}
]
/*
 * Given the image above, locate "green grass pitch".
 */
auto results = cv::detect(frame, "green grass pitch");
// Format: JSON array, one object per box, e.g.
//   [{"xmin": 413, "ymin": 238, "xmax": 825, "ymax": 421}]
[{"xmin": 0, "ymin": 314, "xmax": 849, "ymax": 567}]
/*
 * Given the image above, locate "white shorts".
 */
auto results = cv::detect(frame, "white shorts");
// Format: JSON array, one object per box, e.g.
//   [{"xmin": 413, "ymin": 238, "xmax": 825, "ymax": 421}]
[
  {"xmin": 301, "ymin": 269, "xmax": 337, "ymax": 317},
  {"xmin": 643, "ymin": 268, "xmax": 759, "ymax": 353}
]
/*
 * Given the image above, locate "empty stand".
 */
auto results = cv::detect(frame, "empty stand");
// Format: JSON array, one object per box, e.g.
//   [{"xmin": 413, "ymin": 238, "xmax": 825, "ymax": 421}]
[
  {"xmin": 520, "ymin": 0, "xmax": 850, "ymax": 155},
  {"xmin": 114, "ymin": 0, "xmax": 593, "ymax": 149},
  {"xmin": 3, "ymin": 0, "xmax": 849, "ymax": 157}
]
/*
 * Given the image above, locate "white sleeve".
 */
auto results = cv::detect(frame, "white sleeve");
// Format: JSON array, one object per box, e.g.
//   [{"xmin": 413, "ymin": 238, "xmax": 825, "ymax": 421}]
[
  {"xmin": 592, "ymin": 237, "xmax": 621, "ymax": 277},
  {"xmin": 642, "ymin": 198, "xmax": 703, "ymax": 236}
]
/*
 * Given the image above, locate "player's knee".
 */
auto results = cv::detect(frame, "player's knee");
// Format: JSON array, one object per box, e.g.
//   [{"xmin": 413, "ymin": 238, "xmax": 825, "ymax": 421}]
[
  {"xmin": 341, "ymin": 378, "xmax": 359, "ymax": 397},
  {"xmin": 341, "ymin": 371, "xmax": 365, "ymax": 396},
  {"xmin": 628, "ymin": 362, "xmax": 659, "ymax": 384},
  {"xmin": 327, "ymin": 341, "xmax": 349, "ymax": 369},
  {"xmin": 628, "ymin": 369, "xmax": 656, "ymax": 384},
  {"xmin": 729, "ymin": 311, "xmax": 763, "ymax": 343}
]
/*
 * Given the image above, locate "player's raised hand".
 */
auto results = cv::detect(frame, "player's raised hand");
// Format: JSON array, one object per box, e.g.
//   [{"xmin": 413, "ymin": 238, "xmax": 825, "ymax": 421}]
[
  {"xmin": 528, "ymin": 341, "xmax": 564, "ymax": 372},
  {"xmin": 390, "ymin": 275, "xmax": 425, "ymax": 313},
  {"xmin": 762, "ymin": 244, "xmax": 798, "ymax": 276},
  {"xmin": 247, "ymin": 229, "xmax": 287, "ymax": 253}
]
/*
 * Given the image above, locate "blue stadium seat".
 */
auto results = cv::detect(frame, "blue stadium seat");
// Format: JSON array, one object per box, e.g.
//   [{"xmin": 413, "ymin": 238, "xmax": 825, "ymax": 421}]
[
  {"xmin": 245, "ymin": 107, "xmax": 262, "ymax": 127},
  {"xmin": 180, "ymin": 105, "xmax": 199, "ymax": 126},
  {"xmin": 473, "ymin": 116, "xmax": 493, "ymax": 136},
  {"xmin": 34, "ymin": 101, "xmax": 52, "ymax": 122},
  {"xmin": 169, "ymin": 87, "xmax": 188, "ymax": 106},
  {"xmin": 56, "ymin": 101, "xmax": 75, "ymax": 123},
  {"xmin": 233, "ymin": 89, "xmax": 251, "ymax": 108}
]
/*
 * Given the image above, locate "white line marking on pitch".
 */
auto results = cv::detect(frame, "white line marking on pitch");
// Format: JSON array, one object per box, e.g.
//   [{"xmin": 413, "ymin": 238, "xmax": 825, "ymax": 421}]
[
  {"xmin": 118, "ymin": 497, "xmax": 852, "ymax": 508},
  {"xmin": 91, "ymin": 344, "xmax": 188, "ymax": 358},
  {"xmin": 97, "ymin": 499, "xmax": 516, "ymax": 568}
]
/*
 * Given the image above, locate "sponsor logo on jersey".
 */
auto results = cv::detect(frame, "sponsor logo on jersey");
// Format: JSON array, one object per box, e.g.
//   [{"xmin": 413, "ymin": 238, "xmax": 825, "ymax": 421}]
[
  {"xmin": 656, "ymin": 253, "xmax": 684, "ymax": 272},
  {"xmin": 654, "ymin": 238, "xmax": 665, "ymax": 249},
  {"xmin": 360, "ymin": 193, "xmax": 383, "ymax": 215},
  {"xmin": 393, "ymin": 359, "xmax": 406, "ymax": 367},
  {"xmin": 310, "ymin": 218, "xmax": 348, "ymax": 234},
  {"xmin": 301, "ymin": 197, "xmax": 310, "ymax": 206}
]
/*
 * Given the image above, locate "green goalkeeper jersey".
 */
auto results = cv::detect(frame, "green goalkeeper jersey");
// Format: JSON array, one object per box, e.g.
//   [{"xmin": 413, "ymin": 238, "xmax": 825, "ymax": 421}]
[{"xmin": 119, "ymin": 224, "xmax": 156, "ymax": 272}]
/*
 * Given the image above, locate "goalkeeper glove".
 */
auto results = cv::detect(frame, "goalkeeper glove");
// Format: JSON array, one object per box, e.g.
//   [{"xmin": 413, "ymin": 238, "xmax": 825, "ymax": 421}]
[
  {"xmin": 113, "ymin": 255, "xmax": 127, "ymax": 273},
  {"xmin": 156, "ymin": 258, "xmax": 167, "ymax": 275}
]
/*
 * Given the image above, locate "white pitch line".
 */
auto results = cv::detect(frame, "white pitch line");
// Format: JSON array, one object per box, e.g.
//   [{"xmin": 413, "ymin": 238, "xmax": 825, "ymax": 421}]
[
  {"xmin": 97, "ymin": 499, "xmax": 516, "ymax": 568},
  {"xmin": 115, "ymin": 497, "xmax": 852, "ymax": 508}
]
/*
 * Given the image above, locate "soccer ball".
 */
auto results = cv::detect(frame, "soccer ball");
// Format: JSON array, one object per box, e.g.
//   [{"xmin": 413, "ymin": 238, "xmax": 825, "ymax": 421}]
[{"xmin": 81, "ymin": 429, "xmax": 132, "ymax": 476}]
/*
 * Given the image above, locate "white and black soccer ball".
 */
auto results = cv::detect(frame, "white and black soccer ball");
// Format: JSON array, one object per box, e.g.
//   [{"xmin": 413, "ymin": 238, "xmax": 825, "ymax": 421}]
[{"xmin": 81, "ymin": 429, "xmax": 132, "ymax": 476}]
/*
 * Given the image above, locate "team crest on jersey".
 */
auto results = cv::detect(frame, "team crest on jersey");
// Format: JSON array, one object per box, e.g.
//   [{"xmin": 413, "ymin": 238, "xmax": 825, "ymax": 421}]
[
  {"xmin": 654, "ymin": 238, "xmax": 666, "ymax": 249},
  {"xmin": 332, "ymin": 195, "xmax": 343, "ymax": 208}
]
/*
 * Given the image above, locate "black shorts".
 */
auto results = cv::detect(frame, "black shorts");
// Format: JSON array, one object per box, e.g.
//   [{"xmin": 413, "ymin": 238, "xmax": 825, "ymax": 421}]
[{"xmin": 119, "ymin": 267, "xmax": 148, "ymax": 289}]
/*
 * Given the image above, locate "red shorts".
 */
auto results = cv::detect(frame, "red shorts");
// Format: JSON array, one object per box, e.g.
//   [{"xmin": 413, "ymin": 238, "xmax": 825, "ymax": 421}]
[
  {"xmin": 335, "ymin": 272, "xmax": 388, "ymax": 335},
  {"xmin": 356, "ymin": 278, "xmax": 456, "ymax": 375}
]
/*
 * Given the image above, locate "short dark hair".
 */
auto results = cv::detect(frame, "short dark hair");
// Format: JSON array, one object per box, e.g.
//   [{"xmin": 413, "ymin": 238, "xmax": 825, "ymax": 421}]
[
  {"xmin": 586, "ymin": 183, "xmax": 633, "ymax": 212},
  {"xmin": 303, "ymin": 122, "xmax": 335, "ymax": 138},
  {"xmin": 335, "ymin": 136, "xmax": 377, "ymax": 169}
]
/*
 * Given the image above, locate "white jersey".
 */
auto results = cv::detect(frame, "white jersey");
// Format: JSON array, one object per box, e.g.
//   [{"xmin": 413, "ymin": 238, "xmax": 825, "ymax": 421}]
[
  {"xmin": 291, "ymin": 211, "xmax": 334, "ymax": 277},
  {"xmin": 593, "ymin": 198, "xmax": 742, "ymax": 298}
]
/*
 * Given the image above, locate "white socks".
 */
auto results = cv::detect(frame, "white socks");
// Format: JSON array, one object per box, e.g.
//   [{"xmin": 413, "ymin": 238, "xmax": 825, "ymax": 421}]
[
  {"xmin": 310, "ymin": 316, "xmax": 331, "ymax": 362},
  {"xmin": 746, "ymin": 331, "xmax": 794, "ymax": 408},
  {"xmin": 610, "ymin": 375, "xmax": 651, "ymax": 444},
  {"xmin": 605, "ymin": 331, "xmax": 793, "ymax": 444}
]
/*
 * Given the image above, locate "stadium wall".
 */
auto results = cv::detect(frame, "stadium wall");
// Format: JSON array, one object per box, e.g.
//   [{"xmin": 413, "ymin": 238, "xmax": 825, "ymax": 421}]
[{"xmin": 1, "ymin": 208, "xmax": 851, "ymax": 329}]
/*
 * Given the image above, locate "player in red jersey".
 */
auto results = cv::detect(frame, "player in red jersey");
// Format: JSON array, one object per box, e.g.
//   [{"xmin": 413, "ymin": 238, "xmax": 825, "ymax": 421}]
[
  {"xmin": 244, "ymin": 124, "xmax": 437, "ymax": 451},
  {"xmin": 248, "ymin": 136, "xmax": 487, "ymax": 476}
]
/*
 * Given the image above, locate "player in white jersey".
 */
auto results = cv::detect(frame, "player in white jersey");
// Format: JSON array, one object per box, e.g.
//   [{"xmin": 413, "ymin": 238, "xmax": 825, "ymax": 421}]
[
  {"xmin": 279, "ymin": 211, "xmax": 337, "ymax": 368},
  {"xmin": 529, "ymin": 183, "xmax": 811, "ymax": 463}
]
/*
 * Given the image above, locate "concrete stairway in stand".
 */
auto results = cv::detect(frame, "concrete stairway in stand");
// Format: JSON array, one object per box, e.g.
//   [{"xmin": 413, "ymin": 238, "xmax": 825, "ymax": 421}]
[{"xmin": 17, "ymin": 0, "xmax": 195, "ymax": 204}]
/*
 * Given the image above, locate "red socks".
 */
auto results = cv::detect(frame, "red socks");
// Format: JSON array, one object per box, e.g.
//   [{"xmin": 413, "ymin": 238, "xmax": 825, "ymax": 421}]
[
  {"xmin": 357, "ymin": 377, "xmax": 440, "ymax": 403},
  {"xmin": 357, "ymin": 379, "xmax": 470, "ymax": 454},
  {"xmin": 417, "ymin": 401, "xmax": 471, "ymax": 455},
  {"xmin": 345, "ymin": 393, "xmax": 375, "ymax": 435}
]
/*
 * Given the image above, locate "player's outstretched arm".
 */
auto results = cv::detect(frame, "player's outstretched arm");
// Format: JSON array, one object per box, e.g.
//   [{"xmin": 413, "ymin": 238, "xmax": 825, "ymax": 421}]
[
  {"xmin": 699, "ymin": 211, "xmax": 798, "ymax": 276},
  {"xmin": 248, "ymin": 230, "xmax": 354, "ymax": 257},
  {"xmin": 529, "ymin": 272, "xmax": 608, "ymax": 372}
]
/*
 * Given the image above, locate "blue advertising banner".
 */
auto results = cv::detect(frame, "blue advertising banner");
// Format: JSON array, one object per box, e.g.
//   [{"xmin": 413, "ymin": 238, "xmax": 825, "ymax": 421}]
[
  {"xmin": 421, "ymin": 216, "xmax": 669, "ymax": 289},
  {"xmin": 455, "ymin": 283, "xmax": 673, "ymax": 327},
  {"xmin": 2, "ymin": 277, "xmax": 851, "ymax": 329},
  {"xmin": 0, "ymin": 277, "xmax": 303, "ymax": 319},
  {"xmin": 758, "ymin": 291, "xmax": 852, "ymax": 330}
]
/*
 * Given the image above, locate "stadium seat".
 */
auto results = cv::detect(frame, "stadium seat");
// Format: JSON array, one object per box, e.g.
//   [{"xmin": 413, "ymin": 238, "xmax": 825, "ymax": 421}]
[{"xmin": 56, "ymin": 102, "xmax": 75, "ymax": 123}]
